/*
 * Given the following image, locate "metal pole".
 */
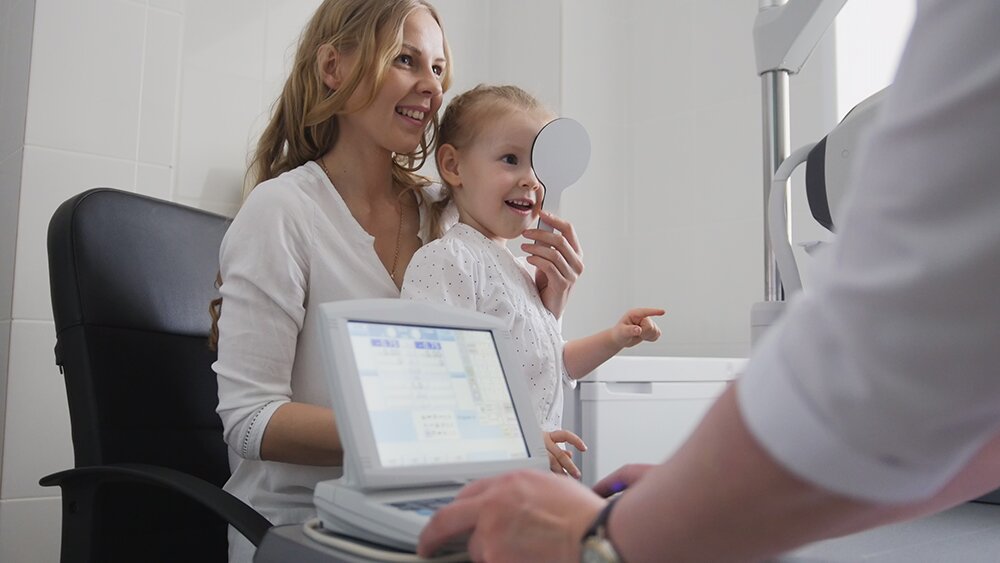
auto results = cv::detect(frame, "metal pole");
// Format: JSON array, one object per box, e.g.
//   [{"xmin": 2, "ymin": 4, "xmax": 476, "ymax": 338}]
[{"xmin": 761, "ymin": 70, "xmax": 790, "ymax": 302}]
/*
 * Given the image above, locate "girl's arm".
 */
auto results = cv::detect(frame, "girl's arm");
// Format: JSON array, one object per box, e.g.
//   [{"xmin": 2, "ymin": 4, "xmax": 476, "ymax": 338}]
[{"xmin": 563, "ymin": 308, "xmax": 664, "ymax": 379}]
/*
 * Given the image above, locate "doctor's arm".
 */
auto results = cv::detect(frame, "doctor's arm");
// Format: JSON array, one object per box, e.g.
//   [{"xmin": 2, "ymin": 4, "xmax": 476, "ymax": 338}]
[{"xmin": 418, "ymin": 386, "xmax": 1000, "ymax": 562}]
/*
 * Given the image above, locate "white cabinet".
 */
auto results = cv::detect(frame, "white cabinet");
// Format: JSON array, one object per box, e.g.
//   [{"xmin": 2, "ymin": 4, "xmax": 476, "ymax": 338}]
[{"xmin": 567, "ymin": 356, "xmax": 745, "ymax": 486}]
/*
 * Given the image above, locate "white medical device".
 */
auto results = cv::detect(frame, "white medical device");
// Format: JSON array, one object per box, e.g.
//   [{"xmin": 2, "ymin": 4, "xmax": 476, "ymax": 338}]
[
  {"xmin": 768, "ymin": 86, "xmax": 887, "ymax": 295},
  {"xmin": 312, "ymin": 299, "xmax": 548, "ymax": 552},
  {"xmin": 531, "ymin": 117, "xmax": 591, "ymax": 232}
]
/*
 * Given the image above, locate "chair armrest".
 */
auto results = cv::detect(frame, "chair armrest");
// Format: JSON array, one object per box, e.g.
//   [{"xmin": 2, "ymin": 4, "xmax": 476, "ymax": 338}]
[{"xmin": 40, "ymin": 463, "xmax": 273, "ymax": 546}]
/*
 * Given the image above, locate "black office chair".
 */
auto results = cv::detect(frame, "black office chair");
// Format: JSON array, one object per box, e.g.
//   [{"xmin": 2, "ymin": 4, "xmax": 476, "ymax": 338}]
[{"xmin": 39, "ymin": 188, "xmax": 272, "ymax": 562}]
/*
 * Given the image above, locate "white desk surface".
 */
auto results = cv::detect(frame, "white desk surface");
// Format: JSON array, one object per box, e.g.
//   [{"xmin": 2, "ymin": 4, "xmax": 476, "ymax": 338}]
[
  {"xmin": 778, "ymin": 501, "xmax": 1000, "ymax": 562},
  {"xmin": 257, "ymin": 501, "xmax": 1000, "ymax": 562}
]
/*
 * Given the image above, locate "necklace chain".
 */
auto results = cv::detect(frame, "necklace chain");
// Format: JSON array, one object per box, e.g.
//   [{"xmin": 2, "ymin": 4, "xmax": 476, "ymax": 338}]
[{"xmin": 318, "ymin": 158, "xmax": 404, "ymax": 283}]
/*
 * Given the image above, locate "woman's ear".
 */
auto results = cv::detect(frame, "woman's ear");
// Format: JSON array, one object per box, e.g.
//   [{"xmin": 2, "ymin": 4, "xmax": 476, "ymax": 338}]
[
  {"xmin": 437, "ymin": 144, "xmax": 462, "ymax": 188},
  {"xmin": 317, "ymin": 44, "xmax": 346, "ymax": 91}
]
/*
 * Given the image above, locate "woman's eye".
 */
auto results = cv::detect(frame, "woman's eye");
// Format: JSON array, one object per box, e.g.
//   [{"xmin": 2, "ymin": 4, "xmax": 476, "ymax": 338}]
[
  {"xmin": 432, "ymin": 65, "xmax": 444, "ymax": 77},
  {"xmin": 396, "ymin": 54, "xmax": 413, "ymax": 66},
  {"xmin": 501, "ymin": 154, "xmax": 518, "ymax": 165}
]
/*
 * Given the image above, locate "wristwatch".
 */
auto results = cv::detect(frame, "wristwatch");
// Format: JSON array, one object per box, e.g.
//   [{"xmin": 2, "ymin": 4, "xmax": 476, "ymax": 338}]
[{"xmin": 580, "ymin": 497, "xmax": 623, "ymax": 563}]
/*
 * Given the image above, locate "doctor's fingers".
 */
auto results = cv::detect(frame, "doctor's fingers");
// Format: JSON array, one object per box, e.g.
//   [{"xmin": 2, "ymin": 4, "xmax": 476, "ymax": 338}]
[{"xmin": 418, "ymin": 494, "xmax": 484, "ymax": 557}]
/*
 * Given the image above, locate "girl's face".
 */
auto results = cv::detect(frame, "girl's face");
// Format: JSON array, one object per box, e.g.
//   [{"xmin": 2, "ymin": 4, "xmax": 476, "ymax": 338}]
[
  {"xmin": 339, "ymin": 9, "xmax": 447, "ymax": 155},
  {"xmin": 444, "ymin": 109, "xmax": 551, "ymax": 243}
]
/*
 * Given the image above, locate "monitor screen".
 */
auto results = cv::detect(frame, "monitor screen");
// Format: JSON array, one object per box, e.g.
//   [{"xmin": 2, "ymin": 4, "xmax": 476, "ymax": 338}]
[{"xmin": 346, "ymin": 321, "xmax": 530, "ymax": 467}]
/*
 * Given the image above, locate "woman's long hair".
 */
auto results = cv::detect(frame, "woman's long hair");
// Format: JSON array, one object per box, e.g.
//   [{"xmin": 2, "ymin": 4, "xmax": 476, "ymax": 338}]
[{"xmin": 209, "ymin": 0, "xmax": 453, "ymax": 351}]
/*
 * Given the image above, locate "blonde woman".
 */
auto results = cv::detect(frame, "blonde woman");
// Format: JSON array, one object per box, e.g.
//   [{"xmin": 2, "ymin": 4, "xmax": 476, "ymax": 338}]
[{"xmin": 209, "ymin": 1, "xmax": 584, "ymax": 560}]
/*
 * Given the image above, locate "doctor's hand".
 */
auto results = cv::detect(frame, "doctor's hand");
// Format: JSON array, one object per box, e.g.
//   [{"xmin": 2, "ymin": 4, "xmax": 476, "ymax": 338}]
[
  {"xmin": 521, "ymin": 211, "xmax": 584, "ymax": 320},
  {"xmin": 592, "ymin": 463, "xmax": 655, "ymax": 497},
  {"xmin": 612, "ymin": 308, "xmax": 665, "ymax": 348},
  {"xmin": 418, "ymin": 469, "xmax": 605, "ymax": 562},
  {"xmin": 544, "ymin": 429, "xmax": 588, "ymax": 479}
]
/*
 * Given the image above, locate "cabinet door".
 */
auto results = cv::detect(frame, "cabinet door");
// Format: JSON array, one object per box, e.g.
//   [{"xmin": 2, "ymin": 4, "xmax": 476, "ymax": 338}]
[{"xmin": 576, "ymin": 381, "xmax": 728, "ymax": 486}]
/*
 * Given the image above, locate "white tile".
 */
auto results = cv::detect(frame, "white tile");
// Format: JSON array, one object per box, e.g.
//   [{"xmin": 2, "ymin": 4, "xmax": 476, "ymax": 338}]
[
  {"xmin": 0, "ymin": 319, "xmax": 10, "ymax": 466},
  {"xmin": 691, "ymin": 96, "xmax": 764, "ymax": 223},
  {"xmin": 0, "ymin": 150, "xmax": 23, "ymax": 321},
  {"xmin": 631, "ymin": 218, "xmax": 761, "ymax": 357},
  {"xmin": 431, "ymin": 0, "xmax": 490, "ymax": 98},
  {"xmin": 150, "ymin": 0, "xmax": 183, "ymax": 13},
  {"xmin": 138, "ymin": 10, "xmax": 183, "ymax": 165},
  {"xmin": 136, "ymin": 162, "xmax": 173, "ymax": 201},
  {"xmin": 174, "ymin": 66, "xmax": 262, "ymax": 205},
  {"xmin": 24, "ymin": 0, "xmax": 145, "ymax": 160},
  {"xmin": 183, "ymin": 0, "xmax": 265, "ymax": 79},
  {"xmin": 263, "ymin": 0, "xmax": 322, "ymax": 84},
  {"xmin": 627, "ymin": 0, "xmax": 695, "ymax": 123},
  {"xmin": 0, "ymin": 497, "xmax": 62, "ymax": 563},
  {"xmin": 1, "ymin": 321, "xmax": 73, "ymax": 499},
  {"xmin": 563, "ymin": 0, "xmax": 631, "ymax": 122},
  {"xmin": 12, "ymin": 147, "xmax": 136, "ymax": 321},
  {"xmin": 176, "ymin": 197, "xmax": 239, "ymax": 219},
  {"xmin": 0, "ymin": 0, "xmax": 34, "ymax": 160},
  {"xmin": 691, "ymin": 1, "xmax": 760, "ymax": 108},
  {"xmin": 488, "ymin": 0, "xmax": 561, "ymax": 111}
]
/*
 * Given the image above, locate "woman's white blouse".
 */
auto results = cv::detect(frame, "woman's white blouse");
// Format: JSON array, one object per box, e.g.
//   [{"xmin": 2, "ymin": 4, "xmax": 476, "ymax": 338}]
[
  {"xmin": 213, "ymin": 161, "xmax": 456, "ymax": 552},
  {"xmin": 401, "ymin": 223, "xmax": 573, "ymax": 432}
]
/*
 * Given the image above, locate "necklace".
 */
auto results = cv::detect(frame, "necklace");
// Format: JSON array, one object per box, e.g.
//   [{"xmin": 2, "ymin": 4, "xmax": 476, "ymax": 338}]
[{"xmin": 319, "ymin": 158, "xmax": 404, "ymax": 282}]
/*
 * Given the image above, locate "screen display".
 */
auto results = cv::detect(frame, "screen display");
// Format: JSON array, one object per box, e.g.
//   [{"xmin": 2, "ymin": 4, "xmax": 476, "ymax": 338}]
[{"xmin": 347, "ymin": 321, "xmax": 530, "ymax": 467}]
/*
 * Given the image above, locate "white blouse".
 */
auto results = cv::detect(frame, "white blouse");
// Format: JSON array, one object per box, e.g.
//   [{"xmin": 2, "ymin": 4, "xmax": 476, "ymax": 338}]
[
  {"xmin": 213, "ymin": 161, "xmax": 455, "ymax": 561},
  {"xmin": 400, "ymin": 223, "xmax": 573, "ymax": 432}
]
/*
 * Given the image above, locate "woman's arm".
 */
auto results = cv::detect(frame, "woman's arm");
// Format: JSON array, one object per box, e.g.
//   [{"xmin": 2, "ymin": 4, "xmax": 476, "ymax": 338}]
[
  {"xmin": 260, "ymin": 403, "xmax": 343, "ymax": 466},
  {"xmin": 215, "ymin": 182, "xmax": 344, "ymax": 466}
]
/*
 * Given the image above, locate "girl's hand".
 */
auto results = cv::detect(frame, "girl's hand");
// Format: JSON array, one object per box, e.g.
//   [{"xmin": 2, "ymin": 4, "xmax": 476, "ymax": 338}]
[
  {"xmin": 612, "ymin": 308, "xmax": 665, "ymax": 348},
  {"xmin": 521, "ymin": 211, "xmax": 584, "ymax": 319},
  {"xmin": 544, "ymin": 429, "xmax": 587, "ymax": 479}
]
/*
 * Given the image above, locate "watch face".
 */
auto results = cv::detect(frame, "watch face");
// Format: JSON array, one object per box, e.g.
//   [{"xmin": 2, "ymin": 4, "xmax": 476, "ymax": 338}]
[{"xmin": 581, "ymin": 536, "xmax": 619, "ymax": 563}]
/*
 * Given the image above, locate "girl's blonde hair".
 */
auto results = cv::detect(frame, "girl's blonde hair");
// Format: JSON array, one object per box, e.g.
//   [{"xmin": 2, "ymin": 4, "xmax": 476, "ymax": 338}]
[
  {"xmin": 427, "ymin": 84, "xmax": 550, "ymax": 240},
  {"xmin": 210, "ymin": 0, "xmax": 453, "ymax": 351}
]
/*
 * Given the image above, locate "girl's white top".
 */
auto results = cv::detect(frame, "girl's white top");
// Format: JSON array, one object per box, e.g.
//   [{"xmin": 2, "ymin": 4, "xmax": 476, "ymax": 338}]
[{"xmin": 401, "ymin": 222, "xmax": 573, "ymax": 433}]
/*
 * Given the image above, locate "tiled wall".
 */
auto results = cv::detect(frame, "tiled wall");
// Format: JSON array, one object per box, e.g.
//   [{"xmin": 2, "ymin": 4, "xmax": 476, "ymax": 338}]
[{"xmin": 0, "ymin": 0, "xmax": 557, "ymax": 559}]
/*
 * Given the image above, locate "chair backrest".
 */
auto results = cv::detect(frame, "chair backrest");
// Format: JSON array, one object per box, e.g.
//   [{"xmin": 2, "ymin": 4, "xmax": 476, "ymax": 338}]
[{"xmin": 47, "ymin": 188, "xmax": 234, "ymax": 559}]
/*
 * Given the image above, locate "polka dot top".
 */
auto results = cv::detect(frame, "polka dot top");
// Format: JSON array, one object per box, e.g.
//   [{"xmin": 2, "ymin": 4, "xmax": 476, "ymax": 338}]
[{"xmin": 401, "ymin": 223, "xmax": 572, "ymax": 432}]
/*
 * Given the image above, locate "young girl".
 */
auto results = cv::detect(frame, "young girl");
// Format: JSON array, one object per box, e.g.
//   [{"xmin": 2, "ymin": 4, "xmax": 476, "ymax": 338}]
[
  {"xmin": 210, "ymin": 3, "xmax": 585, "ymax": 561},
  {"xmin": 401, "ymin": 84, "xmax": 664, "ymax": 478}
]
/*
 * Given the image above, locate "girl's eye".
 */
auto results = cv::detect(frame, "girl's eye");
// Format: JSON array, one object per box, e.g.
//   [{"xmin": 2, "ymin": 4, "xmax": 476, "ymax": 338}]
[
  {"xmin": 432, "ymin": 65, "xmax": 444, "ymax": 77},
  {"xmin": 396, "ymin": 54, "xmax": 413, "ymax": 66},
  {"xmin": 501, "ymin": 154, "xmax": 518, "ymax": 165}
]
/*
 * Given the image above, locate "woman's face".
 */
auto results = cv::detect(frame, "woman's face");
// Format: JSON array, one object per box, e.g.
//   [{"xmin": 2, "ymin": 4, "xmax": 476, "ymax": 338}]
[{"xmin": 339, "ymin": 8, "xmax": 447, "ymax": 156}]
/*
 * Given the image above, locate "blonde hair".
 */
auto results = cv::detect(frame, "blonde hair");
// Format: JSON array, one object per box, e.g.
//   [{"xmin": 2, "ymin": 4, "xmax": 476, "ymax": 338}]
[
  {"xmin": 248, "ymin": 0, "xmax": 453, "ymax": 192},
  {"xmin": 427, "ymin": 84, "xmax": 550, "ymax": 240},
  {"xmin": 210, "ymin": 0, "xmax": 453, "ymax": 351}
]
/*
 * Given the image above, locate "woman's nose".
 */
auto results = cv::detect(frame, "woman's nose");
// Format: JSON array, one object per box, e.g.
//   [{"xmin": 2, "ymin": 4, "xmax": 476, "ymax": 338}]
[{"xmin": 417, "ymin": 67, "xmax": 443, "ymax": 97}]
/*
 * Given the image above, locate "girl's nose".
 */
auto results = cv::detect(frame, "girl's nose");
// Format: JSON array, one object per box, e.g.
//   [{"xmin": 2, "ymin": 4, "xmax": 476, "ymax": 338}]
[{"xmin": 520, "ymin": 170, "xmax": 542, "ymax": 190}]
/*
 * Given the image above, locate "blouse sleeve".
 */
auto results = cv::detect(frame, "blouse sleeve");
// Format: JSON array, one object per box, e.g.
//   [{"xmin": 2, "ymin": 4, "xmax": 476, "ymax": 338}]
[
  {"xmin": 400, "ymin": 239, "xmax": 479, "ymax": 311},
  {"xmin": 213, "ymin": 182, "xmax": 312, "ymax": 460}
]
